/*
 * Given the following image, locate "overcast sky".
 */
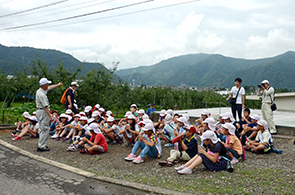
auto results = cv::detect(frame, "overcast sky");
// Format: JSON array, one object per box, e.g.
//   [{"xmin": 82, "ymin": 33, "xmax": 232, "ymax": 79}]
[{"xmin": 0, "ymin": 0, "xmax": 294, "ymax": 70}]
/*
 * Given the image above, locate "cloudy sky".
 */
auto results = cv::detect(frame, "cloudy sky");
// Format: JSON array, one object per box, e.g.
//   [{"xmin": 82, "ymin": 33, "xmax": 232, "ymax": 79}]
[{"xmin": 0, "ymin": 0, "xmax": 294, "ymax": 70}]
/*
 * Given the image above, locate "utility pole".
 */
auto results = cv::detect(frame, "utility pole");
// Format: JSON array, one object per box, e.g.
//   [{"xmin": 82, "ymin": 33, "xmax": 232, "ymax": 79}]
[{"xmin": 217, "ymin": 79, "xmax": 221, "ymax": 91}]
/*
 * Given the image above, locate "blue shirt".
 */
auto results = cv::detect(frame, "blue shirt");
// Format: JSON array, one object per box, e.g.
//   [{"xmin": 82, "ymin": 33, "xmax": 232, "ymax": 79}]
[{"xmin": 146, "ymin": 107, "xmax": 157, "ymax": 116}]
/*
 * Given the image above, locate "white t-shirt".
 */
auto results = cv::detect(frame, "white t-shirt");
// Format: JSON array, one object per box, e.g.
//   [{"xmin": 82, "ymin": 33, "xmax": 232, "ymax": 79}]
[
  {"xmin": 230, "ymin": 86, "xmax": 245, "ymax": 104},
  {"xmin": 255, "ymin": 130, "xmax": 273, "ymax": 144}
]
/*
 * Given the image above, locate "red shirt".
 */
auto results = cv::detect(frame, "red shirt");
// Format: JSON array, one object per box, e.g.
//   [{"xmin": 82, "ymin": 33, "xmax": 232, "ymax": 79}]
[{"xmin": 90, "ymin": 133, "xmax": 108, "ymax": 152}]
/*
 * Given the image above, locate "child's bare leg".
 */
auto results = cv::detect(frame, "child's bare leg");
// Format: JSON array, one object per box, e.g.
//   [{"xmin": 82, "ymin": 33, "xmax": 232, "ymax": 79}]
[
  {"xmin": 106, "ymin": 132, "xmax": 115, "ymax": 141},
  {"xmin": 17, "ymin": 127, "xmax": 29, "ymax": 138},
  {"xmin": 123, "ymin": 132, "xmax": 132, "ymax": 143},
  {"xmin": 27, "ymin": 128, "xmax": 37, "ymax": 137},
  {"xmin": 159, "ymin": 135, "xmax": 169, "ymax": 143},
  {"xmin": 186, "ymin": 155, "xmax": 203, "ymax": 169}
]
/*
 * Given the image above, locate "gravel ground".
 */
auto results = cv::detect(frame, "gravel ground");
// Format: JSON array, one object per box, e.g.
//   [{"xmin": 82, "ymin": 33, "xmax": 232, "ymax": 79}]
[{"xmin": 1, "ymin": 129, "xmax": 295, "ymax": 194}]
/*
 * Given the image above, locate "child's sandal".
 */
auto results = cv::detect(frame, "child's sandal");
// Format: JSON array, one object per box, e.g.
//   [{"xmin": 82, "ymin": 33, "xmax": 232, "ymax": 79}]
[{"xmin": 80, "ymin": 149, "xmax": 89, "ymax": 154}]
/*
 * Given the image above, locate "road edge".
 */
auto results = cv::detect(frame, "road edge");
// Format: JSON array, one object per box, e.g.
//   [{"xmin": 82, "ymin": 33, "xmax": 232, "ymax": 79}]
[{"xmin": 0, "ymin": 139, "xmax": 191, "ymax": 195}]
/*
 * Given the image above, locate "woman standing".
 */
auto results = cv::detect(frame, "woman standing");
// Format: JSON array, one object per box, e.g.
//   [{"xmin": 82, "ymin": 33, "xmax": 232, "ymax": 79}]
[{"xmin": 226, "ymin": 78, "xmax": 245, "ymax": 121}]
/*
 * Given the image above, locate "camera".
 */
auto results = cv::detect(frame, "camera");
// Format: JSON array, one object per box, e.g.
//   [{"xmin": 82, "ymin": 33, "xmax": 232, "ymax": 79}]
[{"xmin": 258, "ymin": 83, "xmax": 265, "ymax": 88}]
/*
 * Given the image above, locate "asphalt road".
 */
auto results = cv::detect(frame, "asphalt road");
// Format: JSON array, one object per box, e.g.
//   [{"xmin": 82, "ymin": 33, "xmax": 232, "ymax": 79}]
[{"xmin": 0, "ymin": 145, "xmax": 149, "ymax": 195}]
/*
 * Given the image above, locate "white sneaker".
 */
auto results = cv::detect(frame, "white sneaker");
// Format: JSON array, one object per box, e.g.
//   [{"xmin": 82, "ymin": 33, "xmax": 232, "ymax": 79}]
[
  {"xmin": 175, "ymin": 165, "xmax": 186, "ymax": 171},
  {"xmin": 177, "ymin": 167, "xmax": 192, "ymax": 175},
  {"xmin": 51, "ymin": 134, "xmax": 58, "ymax": 139},
  {"xmin": 125, "ymin": 153, "xmax": 137, "ymax": 161},
  {"xmin": 67, "ymin": 146, "xmax": 77, "ymax": 151},
  {"xmin": 133, "ymin": 156, "xmax": 144, "ymax": 164}
]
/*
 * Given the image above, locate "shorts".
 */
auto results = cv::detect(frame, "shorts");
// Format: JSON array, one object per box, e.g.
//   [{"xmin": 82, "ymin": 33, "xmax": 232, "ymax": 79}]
[
  {"xmin": 125, "ymin": 130, "xmax": 133, "ymax": 139},
  {"xmin": 70, "ymin": 128, "xmax": 76, "ymax": 133},
  {"xmin": 226, "ymin": 147, "xmax": 241, "ymax": 159},
  {"xmin": 114, "ymin": 132, "xmax": 123, "ymax": 144}
]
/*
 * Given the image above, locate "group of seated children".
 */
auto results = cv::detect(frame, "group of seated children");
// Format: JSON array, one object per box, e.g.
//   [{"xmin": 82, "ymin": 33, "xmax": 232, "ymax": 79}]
[{"xmin": 12, "ymin": 104, "xmax": 280, "ymax": 173}]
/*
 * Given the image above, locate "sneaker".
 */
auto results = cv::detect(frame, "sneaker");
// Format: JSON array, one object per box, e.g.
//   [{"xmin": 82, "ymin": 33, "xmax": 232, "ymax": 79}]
[
  {"xmin": 175, "ymin": 165, "xmax": 186, "ymax": 171},
  {"xmin": 164, "ymin": 143, "xmax": 174, "ymax": 147},
  {"xmin": 11, "ymin": 134, "xmax": 18, "ymax": 138},
  {"xmin": 167, "ymin": 161, "xmax": 173, "ymax": 167},
  {"xmin": 158, "ymin": 161, "xmax": 168, "ymax": 166},
  {"xmin": 125, "ymin": 153, "xmax": 137, "ymax": 161},
  {"xmin": 65, "ymin": 139, "xmax": 73, "ymax": 143},
  {"xmin": 12, "ymin": 129, "xmax": 20, "ymax": 135},
  {"xmin": 133, "ymin": 156, "xmax": 144, "ymax": 164},
  {"xmin": 62, "ymin": 137, "xmax": 70, "ymax": 142},
  {"xmin": 12, "ymin": 136, "xmax": 21, "ymax": 141},
  {"xmin": 55, "ymin": 136, "xmax": 62, "ymax": 141},
  {"xmin": 67, "ymin": 146, "xmax": 77, "ymax": 151},
  {"xmin": 51, "ymin": 134, "xmax": 58, "ymax": 139},
  {"xmin": 231, "ymin": 158, "xmax": 239, "ymax": 164},
  {"xmin": 177, "ymin": 167, "xmax": 192, "ymax": 175},
  {"xmin": 109, "ymin": 140, "xmax": 117, "ymax": 145}
]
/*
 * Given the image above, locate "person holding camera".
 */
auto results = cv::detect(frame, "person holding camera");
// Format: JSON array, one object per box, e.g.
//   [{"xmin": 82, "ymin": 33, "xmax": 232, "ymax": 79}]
[
  {"xmin": 226, "ymin": 77, "xmax": 245, "ymax": 121},
  {"xmin": 257, "ymin": 80, "xmax": 276, "ymax": 134}
]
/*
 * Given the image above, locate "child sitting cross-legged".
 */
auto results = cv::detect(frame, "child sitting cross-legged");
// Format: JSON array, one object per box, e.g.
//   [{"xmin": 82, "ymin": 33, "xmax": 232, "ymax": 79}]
[
  {"xmin": 12, "ymin": 116, "xmax": 38, "ymax": 140},
  {"xmin": 61, "ymin": 114, "xmax": 81, "ymax": 142},
  {"xmin": 125, "ymin": 123, "xmax": 161, "ymax": 164},
  {"xmin": 79, "ymin": 123, "xmax": 108, "ymax": 155},
  {"xmin": 159, "ymin": 126, "xmax": 198, "ymax": 166},
  {"xmin": 176, "ymin": 131, "xmax": 228, "ymax": 175},
  {"xmin": 101, "ymin": 116, "xmax": 123, "ymax": 145},
  {"xmin": 245, "ymin": 120, "xmax": 274, "ymax": 154}
]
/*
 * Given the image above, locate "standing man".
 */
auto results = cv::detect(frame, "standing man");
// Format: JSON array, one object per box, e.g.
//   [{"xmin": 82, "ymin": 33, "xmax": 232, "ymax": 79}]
[
  {"xmin": 257, "ymin": 80, "xmax": 276, "ymax": 134},
  {"xmin": 36, "ymin": 78, "xmax": 63, "ymax": 152},
  {"xmin": 65, "ymin": 81, "xmax": 79, "ymax": 114},
  {"xmin": 146, "ymin": 103, "xmax": 156, "ymax": 117}
]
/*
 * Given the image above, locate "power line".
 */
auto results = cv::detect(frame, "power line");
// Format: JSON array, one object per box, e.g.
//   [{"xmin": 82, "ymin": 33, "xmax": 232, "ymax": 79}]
[
  {"xmin": 0, "ymin": 0, "xmax": 114, "ymax": 26},
  {"xmin": 0, "ymin": 0, "xmax": 14, "ymax": 5},
  {"xmin": 25, "ymin": 0, "xmax": 199, "ymax": 31},
  {"xmin": 2, "ymin": 0, "xmax": 199, "ymax": 32},
  {"xmin": 0, "ymin": 0, "xmax": 154, "ymax": 31},
  {"xmin": 0, "ymin": 0, "xmax": 69, "ymax": 18}
]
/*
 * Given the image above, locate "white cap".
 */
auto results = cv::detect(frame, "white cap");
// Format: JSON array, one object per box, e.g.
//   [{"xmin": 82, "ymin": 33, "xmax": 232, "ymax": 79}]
[
  {"xmin": 39, "ymin": 78, "xmax": 52, "ymax": 86},
  {"xmin": 79, "ymin": 112, "xmax": 86, "ymax": 116},
  {"xmin": 251, "ymin": 114, "xmax": 260, "ymax": 121},
  {"xmin": 29, "ymin": 116, "xmax": 37, "ymax": 121},
  {"xmin": 201, "ymin": 130, "xmax": 218, "ymax": 144},
  {"xmin": 65, "ymin": 109, "xmax": 73, "ymax": 114},
  {"xmin": 177, "ymin": 117, "xmax": 188, "ymax": 125},
  {"xmin": 164, "ymin": 114, "xmax": 173, "ymax": 125},
  {"xmin": 142, "ymin": 114, "xmax": 149, "ymax": 120},
  {"xmin": 261, "ymin": 80, "xmax": 269, "ymax": 84},
  {"xmin": 203, "ymin": 118, "xmax": 216, "ymax": 131},
  {"xmin": 79, "ymin": 116, "xmax": 88, "ymax": 121},
  {"xmin": 201, "ymin": 109, "xmax": 210, "ymax": 117},
  {"xmin": 222, "ymin": 123, "xmax": 236, "ymax": 135},
  {"xmin": 73, "ymin": 114, "xmax": 81, "ymax": 118},
  {"xmin": 32, "ymin": 111, "xmax": 36, "ymax": 115},
  {"xmin": 127, "ymin": 115, "xmax": 136, "ymax": 120},
  {"xmin": 98, "ymin": 107, "xmax": 105, "ymax": 112},
  {"xmin": 88, "ymin": 118, "xmax": 95, "ymax": 124},
  {"xmin": 106, "ymin": 110, "xmax": 112, "ymax": 116},
  {"xmin": 60, "ymin": 114, "xmax": 67, "ymax": 118},
  {"xmin": 70, "ymin": 81, "xmax": 79, "ymax": 87},
  {"xmin": 92, "ymin": 111, "xmax": 101, "ymax": 117},
  {"xmin": 221, "ymin": 112, "xmax": 235, "ymax": 122},
  {"xmin": 143, "ymin": 119, "xmax": 153, "ymax": 124},
  {"xmin": 87, "ymin": 123, "xmax": 101, "ymax": 134},
  {"xmin": 84, "ymin": 106, "xmax": 92, "ymax": 113},
  {"xmin": 94, "ymin": 104, "xmax": 100, "ymax": 109},
  {"xmin": 137, "ymin": 109, "xmax": 145, "ymax": 114},
  {"xmin": 182, "ymin": 114, "xmax": 189, "ymax": 122},
  {"xmin": 130, "ymin": 104, "xmax": 137, "ymax": 109},
  {"xmin": 22, "ymin": 111, "xmax": 30, "ymax": 119},
  {"xmin": 165, "ymin": 109, "xmax": 173, "ymax": 116},
  {"xmin": 107, "ymin": 116, "xmax": 115, "ymax": 122},
  {"xmin": 257, "ymin": 119, "xmax": 269, "ymax": 131},
  {"xmin": 159, "ymin": 109, "xmax": 166, "ymax": 117},
  {"xmin": 142, "ymin": 123, "xmax": 154, "ymax": 131},
  {"xmin": 124, "ymin": 111, "xmax": 132, "ymax": 117}
]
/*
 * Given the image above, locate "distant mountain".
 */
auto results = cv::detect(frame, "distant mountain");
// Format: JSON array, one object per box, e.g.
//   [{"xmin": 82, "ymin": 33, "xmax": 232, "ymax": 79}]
[
  {"xmin": 116, "ymin": 51, "xmax": 295, "ymax": 89},
  {"xmin": 0, "ymin": 44, "xmax": 106, "ymax": 76}
]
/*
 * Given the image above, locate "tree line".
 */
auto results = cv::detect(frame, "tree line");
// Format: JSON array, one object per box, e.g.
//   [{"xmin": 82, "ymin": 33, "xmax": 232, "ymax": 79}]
[{"xmin": 0, "ymin": 56, "xmax": 262, "ymax": 117}]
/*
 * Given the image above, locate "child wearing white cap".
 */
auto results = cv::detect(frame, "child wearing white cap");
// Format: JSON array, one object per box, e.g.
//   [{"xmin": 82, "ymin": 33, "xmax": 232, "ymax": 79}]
[
  {"xmin": 12, "ymin": 111, "xmax": 31, "ymax": 135},
  {"xmin": 195, "ymin": 109, "xmax": 210, "ymax": 131},
  {"xmin": 12, "ymin": 116, "xmax": 39, "ymax": 141},
  {"xmin": 84, "ymin": 106, "xmax": 93, "ymax": 118},
  {"xmin": 79, "ymin": 123, "xmax": 108, "ymax": 155},
  {"xmin": 130, "ymin": 104, "xmax": 139, "ymax": 117},
  {"xmin": 174, "ymin": 117, "xmax": 189, "ymax": 137},
  {"xmin": 60, "ymin": 114, "xmax": 81, "ymax": 142},
  {"xmin": 101, "ymin": 117, "xmax": 123, "ymax": 145},
  {"xmin": 51, "ymin": 114, "xmax": 69, "ymax": 140},
  {"xmin": 157, "ymin": 114, "xmax": 176, "ymax": 147},
  {"xmin": 221, "ymin": 123, "xmax": 243, "ymax": 164},
  {"xmin": 176, "ymin": 131, "xmax": 228, "ymax": 175},
  {"xmin": 240, "ymin": 114, "xmax": 260, "ymax": 145},
  {"xmin": 125, "ymin": 123, "xmax": 161, "ymax": 164},
  {"xmin": 119, "ymin": 114, "xmax": 140, "ymax": 147},
  {"xmin": 245, "ymin": 120, "xmax": 274, "ymax": 154}
]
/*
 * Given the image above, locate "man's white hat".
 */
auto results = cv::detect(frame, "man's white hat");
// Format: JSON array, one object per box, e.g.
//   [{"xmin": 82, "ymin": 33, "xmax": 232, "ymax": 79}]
[
  {"xmin": 70, "ymin": 81, "xmax": 79, "ymax": 87},
  {"xmin": 39, "ymin": 78, "xmax": 52, "ymax": 86},
  {"xmin": 261, "ymin": 80, "xmax": 269, "ymax": 84}
]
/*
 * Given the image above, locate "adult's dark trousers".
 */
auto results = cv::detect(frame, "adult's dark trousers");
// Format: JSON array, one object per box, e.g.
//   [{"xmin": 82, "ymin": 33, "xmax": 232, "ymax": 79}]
[
  {"xmin": 64, "ymin": 104, "xmax": 79, "ymax": 114},
  {"xmin": 231, "ymin": 103, "xmax": 242, "ymax": 121}
]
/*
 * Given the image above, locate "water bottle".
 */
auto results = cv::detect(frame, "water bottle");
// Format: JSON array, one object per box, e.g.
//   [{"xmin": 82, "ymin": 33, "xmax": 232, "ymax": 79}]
[{"xmin": 227, "ymin": 161, "xmax": 234, "ymax": 173}]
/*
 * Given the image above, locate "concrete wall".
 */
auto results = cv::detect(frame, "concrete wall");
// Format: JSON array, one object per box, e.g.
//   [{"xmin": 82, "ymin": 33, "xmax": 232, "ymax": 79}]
[{"xmin": 246, "ymin": 92, "xmax": 295, "ymax": 111}]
